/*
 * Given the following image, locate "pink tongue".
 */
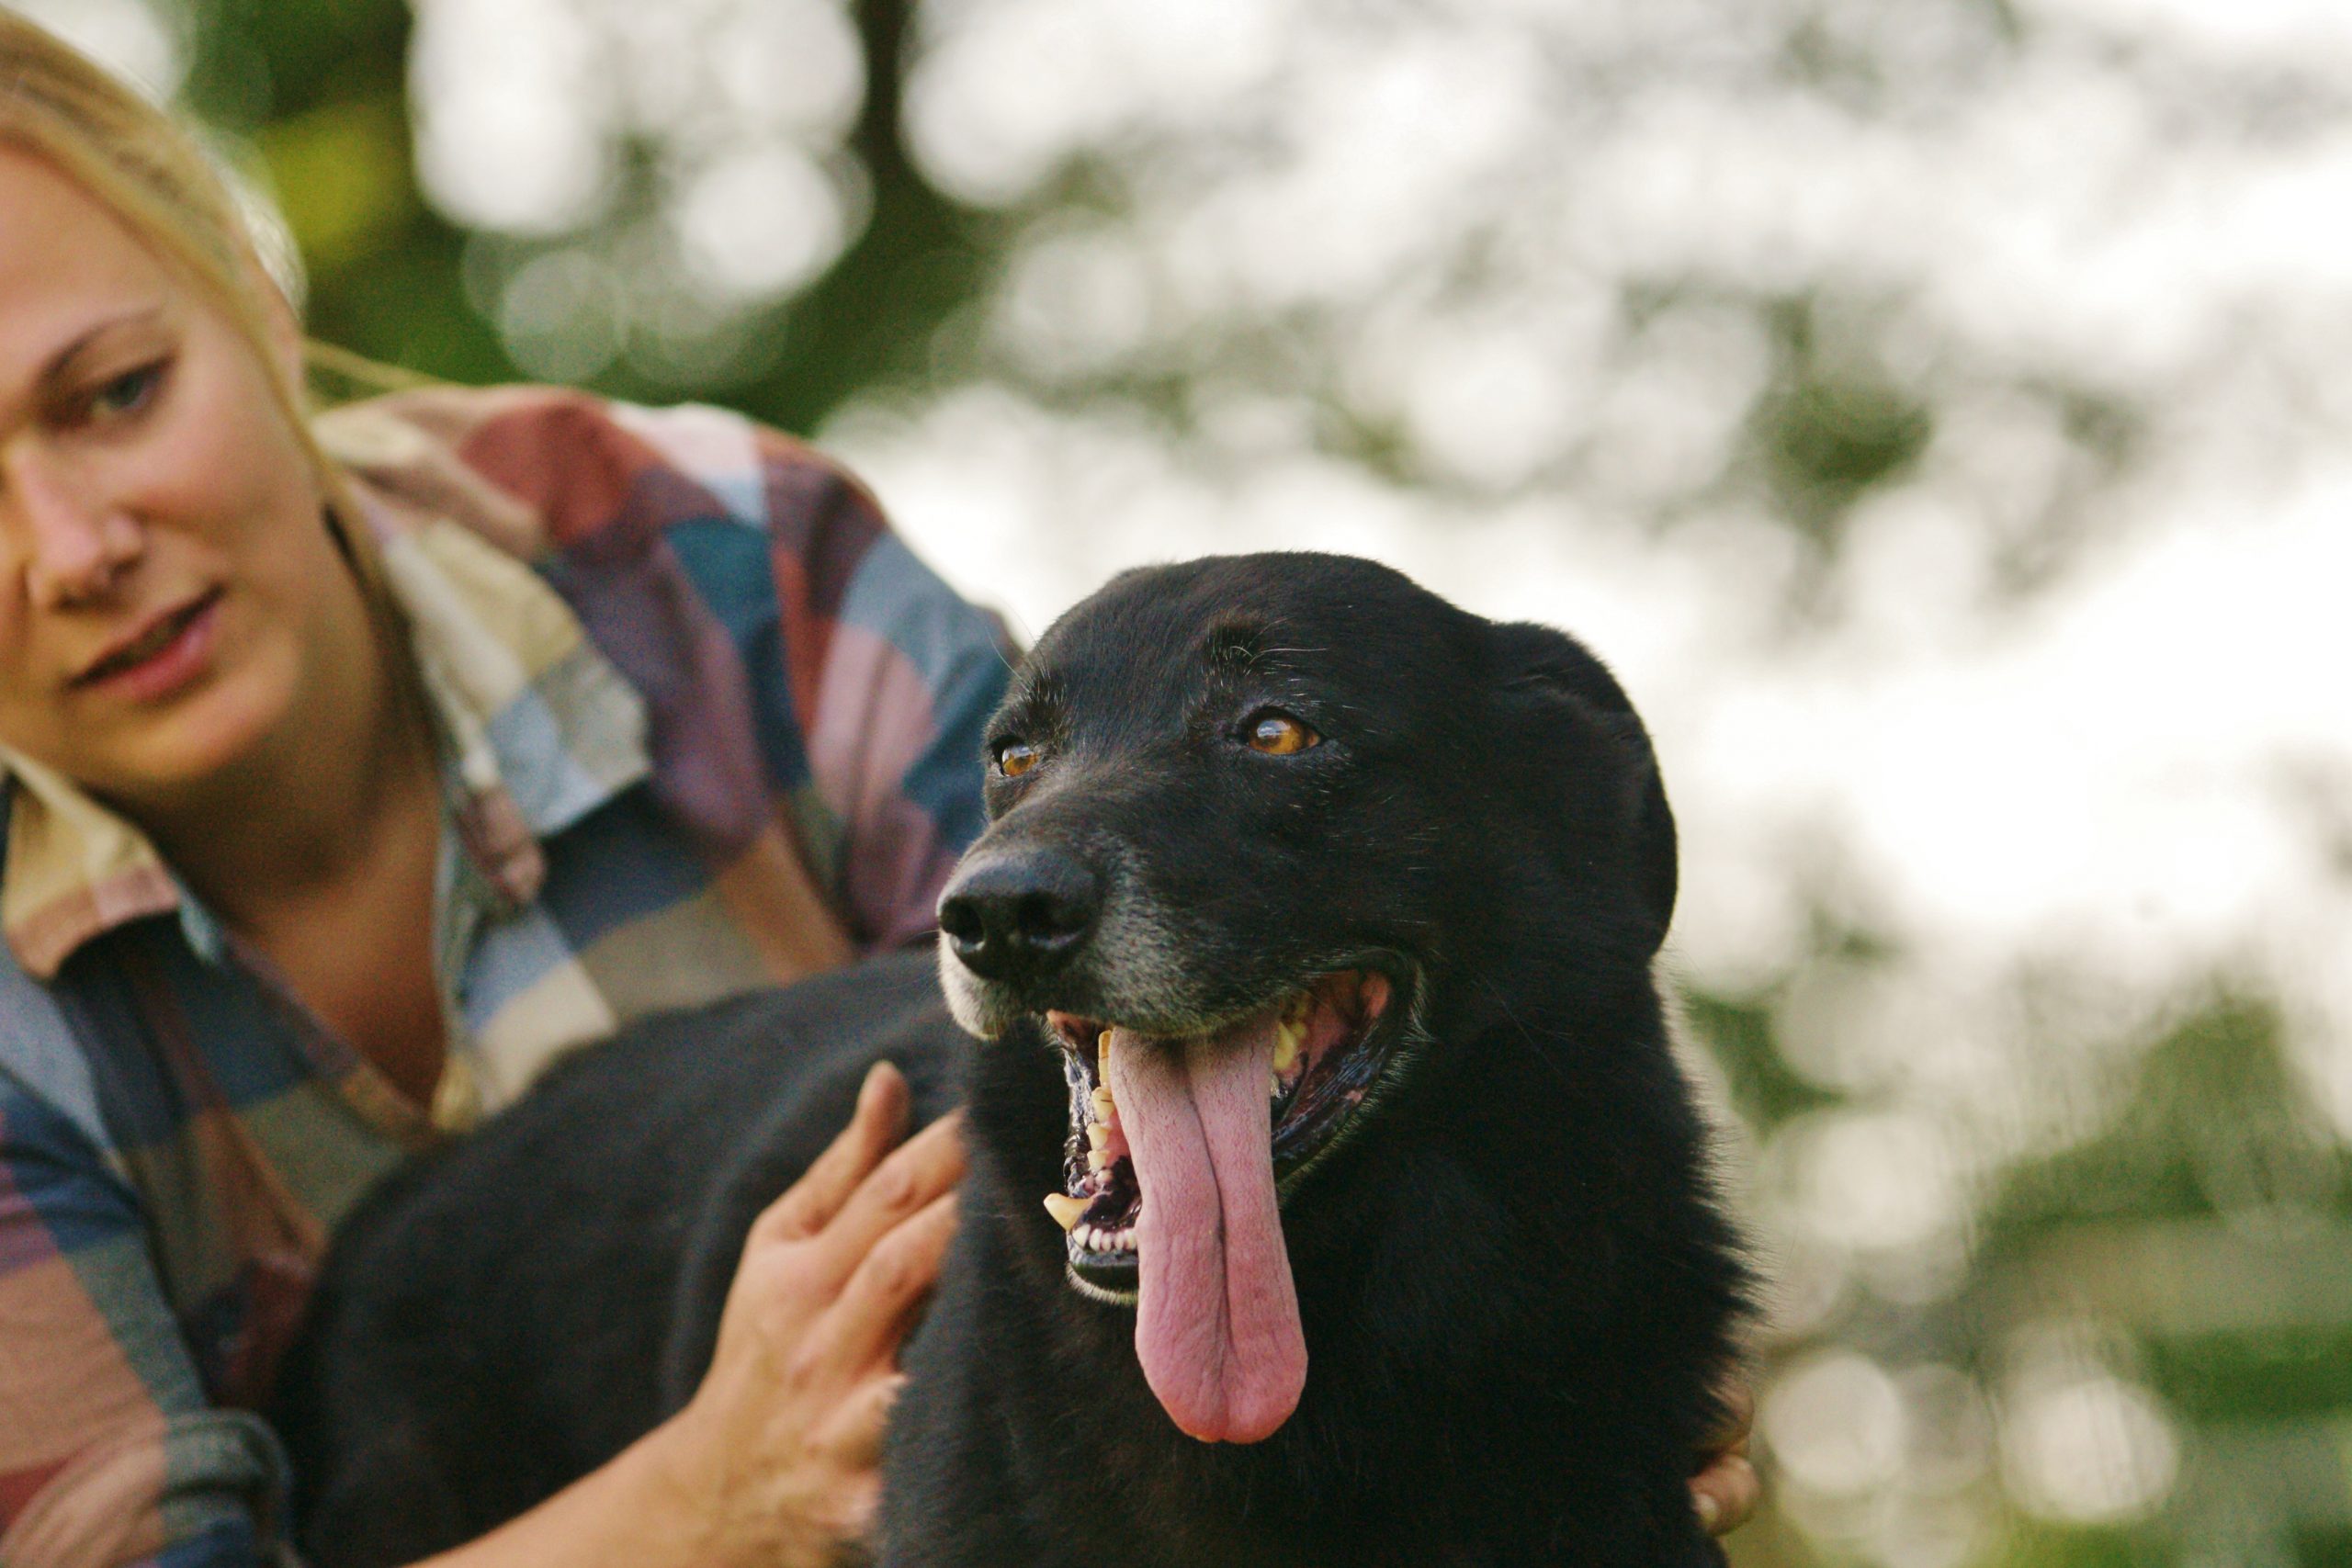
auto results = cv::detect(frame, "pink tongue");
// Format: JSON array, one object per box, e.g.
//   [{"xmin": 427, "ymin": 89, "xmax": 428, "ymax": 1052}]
[{"xmin": 1103, "ymin": 1019, "xmax": 1306, "ymax": 1443}]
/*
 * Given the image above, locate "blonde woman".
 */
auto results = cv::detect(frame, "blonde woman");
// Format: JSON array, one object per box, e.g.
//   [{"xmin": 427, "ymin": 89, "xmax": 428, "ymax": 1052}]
[
  {"xmin": 0, "ymin": 12, "xmax": 993, "ymax": 1564},
  {"xmin": 0, "ymin": 15, "xmax": 1756, "ymax": 1565}
]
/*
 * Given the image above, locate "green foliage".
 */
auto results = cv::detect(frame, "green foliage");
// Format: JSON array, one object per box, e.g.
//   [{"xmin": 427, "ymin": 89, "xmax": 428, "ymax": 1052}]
[
  {"xmin": 2148, "ymin": 1326, "xmax": 2352, "ymax": 1423},
  {"xmin": 1979, "ymin": 998, "xmax": 2346, "ymax": 1247},
  {"xmin": 1683, "ymin": 988, "xmax": 1843, "ymax": 1134},
  {"xmin": 1750, "ymin": 296, "xmax": 1935, "ymax": 545},
  {"xmin": 182, "ymin": 0, "xmax": 996, "ymax": 433},
  {"xmin": 184, "ymin": 0, "xmax": 509, "ymax": 382},
  {"xmin": 1992, "ymin": 1521, "xmax": 2149, "ymax": 1568}
]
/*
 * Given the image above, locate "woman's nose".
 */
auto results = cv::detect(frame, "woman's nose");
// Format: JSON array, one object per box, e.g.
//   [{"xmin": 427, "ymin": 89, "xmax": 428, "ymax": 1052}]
[{"xmin": 2, "ymin": 446, "xmax": 144, "ymax": 607}]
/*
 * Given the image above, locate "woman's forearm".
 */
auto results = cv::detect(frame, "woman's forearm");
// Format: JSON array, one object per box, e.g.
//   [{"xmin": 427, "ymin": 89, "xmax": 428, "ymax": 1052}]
[{"xmin": 408, "ymin": 1416, "xmax": 816, "ymax": 1568}]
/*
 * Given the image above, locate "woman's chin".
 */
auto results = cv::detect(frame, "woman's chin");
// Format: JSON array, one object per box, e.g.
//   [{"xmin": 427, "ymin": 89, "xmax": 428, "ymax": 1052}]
[{"xmin": 72, "ymin": 657, "xmax": 309, "ymax": 815}]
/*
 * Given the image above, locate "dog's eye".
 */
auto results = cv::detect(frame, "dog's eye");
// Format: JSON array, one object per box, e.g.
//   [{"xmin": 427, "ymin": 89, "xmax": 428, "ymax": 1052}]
[
  {"xmin": 995, "ymin": 739, "xmax": 1042, "ymax": 778},
  {"xmin": 1245, "ymin": 713, "xmax": 1318, "ymax": 756}
]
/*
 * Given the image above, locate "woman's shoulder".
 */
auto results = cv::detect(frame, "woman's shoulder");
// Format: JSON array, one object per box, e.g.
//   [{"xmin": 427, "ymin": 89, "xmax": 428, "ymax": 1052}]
[{"xmin": 314, "ymin": 383, "xmax": 865, "ymax": 558}]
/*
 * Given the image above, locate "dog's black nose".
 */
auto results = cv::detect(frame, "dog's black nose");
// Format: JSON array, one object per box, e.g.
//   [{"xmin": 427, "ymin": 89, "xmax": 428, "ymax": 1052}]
[{"xmin": 937, "ymin": 850, "xmax": 1101, "ymax": 986}]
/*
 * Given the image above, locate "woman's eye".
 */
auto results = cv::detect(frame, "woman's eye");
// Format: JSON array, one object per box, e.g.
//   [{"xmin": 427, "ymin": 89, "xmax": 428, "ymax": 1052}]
[
  {"xmin": 995, "ymin": 739, "xmax": 1041, "ymax": 778},
  {"xmin": 85, "ymin": 361, "xmax": 166, "ymax": 422},
  {"xmin": 1245, "ymin": 712, "xmax": 1319, "ymax": 755}
]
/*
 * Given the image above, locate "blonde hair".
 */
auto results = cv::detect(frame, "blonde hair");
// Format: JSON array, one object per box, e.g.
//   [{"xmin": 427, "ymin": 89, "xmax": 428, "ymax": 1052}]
[{"xmin": 0, "ymin": 10, "xmax": 413, "ymax": 598}]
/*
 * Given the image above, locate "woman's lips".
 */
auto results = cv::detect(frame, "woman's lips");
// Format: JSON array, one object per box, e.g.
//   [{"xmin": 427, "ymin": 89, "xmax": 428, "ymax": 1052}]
[{"xmin": 74, "ymin": 589, "xmax": 222, "ymax": 704}]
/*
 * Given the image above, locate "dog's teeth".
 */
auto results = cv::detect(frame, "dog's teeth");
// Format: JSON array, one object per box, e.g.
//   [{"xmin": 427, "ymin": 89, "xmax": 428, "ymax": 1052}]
[
  {"xmin": 1270, "ymin": 1072, "xmax": 1281, "ymax": 1099},
  {"xmin": 1272, "ymin": 1018, "xmax": 1302, "ymax": 1074},
  {"xmin": 1087, "ymin": 1148, "xmax": 1113, "ymax": 1173},
  {"xmin": 1091, "ymin": 1086, "xmax": 1117, "ymax": 1125},
  {"xmin": 1087, "ymin": 1124, "xmax": 1112, "ymax": 1153},
  {"xmin": 1043, "ymin": 1193, "xmax": 1088, "ymax": 1231}
]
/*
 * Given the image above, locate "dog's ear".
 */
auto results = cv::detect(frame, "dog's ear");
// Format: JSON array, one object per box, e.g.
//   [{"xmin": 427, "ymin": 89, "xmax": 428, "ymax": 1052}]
[{"xmin": 1487, "ymin": 620, "xmax": 1678, "ymax": 957}]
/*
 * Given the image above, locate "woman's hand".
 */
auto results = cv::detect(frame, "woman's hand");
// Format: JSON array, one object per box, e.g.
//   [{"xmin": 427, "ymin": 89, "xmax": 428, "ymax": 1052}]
[
  {"xmin": 654, "ymin": 1062, "xmax": 964, "ymax": 1568},
  {"xmin": 1690, "ymin": 1375, "xmax": 1760, "ymax": 1536}
]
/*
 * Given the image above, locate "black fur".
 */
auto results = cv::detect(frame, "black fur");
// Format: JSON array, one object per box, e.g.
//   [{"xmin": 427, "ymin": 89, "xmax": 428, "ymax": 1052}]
[{"xmin": 273, "ymin": 552, "xmax": 1748, "ymax": 1567}]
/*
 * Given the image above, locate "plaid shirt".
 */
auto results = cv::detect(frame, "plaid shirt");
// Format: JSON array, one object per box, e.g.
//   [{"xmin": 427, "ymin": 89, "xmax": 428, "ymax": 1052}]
[{"xmin": 0, "ymin": 387, "xmax": 1009, "ymax": 1567}]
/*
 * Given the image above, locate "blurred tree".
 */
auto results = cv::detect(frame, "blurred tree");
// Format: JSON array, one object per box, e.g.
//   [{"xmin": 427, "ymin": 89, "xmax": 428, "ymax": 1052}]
[
  {"xmin": 186, "ymin": 0, "xmax": 501, "ymax": 378},
  {"xmin": 188, "ymin": 0, "xmax": 998, "ymax": 434}
]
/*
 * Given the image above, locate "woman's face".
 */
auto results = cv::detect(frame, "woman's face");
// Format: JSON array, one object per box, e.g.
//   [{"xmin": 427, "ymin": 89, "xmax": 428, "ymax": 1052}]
[{"xmin": 0, "ymin": 146, "xmax": 361, "ymax": 813}]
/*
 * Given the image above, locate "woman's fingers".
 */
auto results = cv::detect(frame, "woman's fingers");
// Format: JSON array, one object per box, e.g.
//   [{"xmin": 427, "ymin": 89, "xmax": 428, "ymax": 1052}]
[
  {"xmin": 752, "ymin": 1063, "xmax": 911, "ymax": 1245},
  {"xmin": 1691, "ymin": 1374, "xmax": 1760, "ymax": 1535},
  {"xmin": 823, "ymin": 1190, "xmax": 960, "ymax": 1374},
  {"xmin": 1691, "ymin": 1453, "xmax": 1760, "ymax": 1535},
  {"xmin": 1701, "ymin": 1375, "xmax": 1754, "ymax": 1451},
  {"xmin": 808, "ymin": 1111, "xmax": 966, "ymax": 1286}
]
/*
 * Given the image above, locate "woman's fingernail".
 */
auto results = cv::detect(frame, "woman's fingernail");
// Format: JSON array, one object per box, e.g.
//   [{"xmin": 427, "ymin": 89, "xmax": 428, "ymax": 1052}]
[{"xmin": 1695, "ymin": 1494, "xmax": 1721, "ymax": 1532}]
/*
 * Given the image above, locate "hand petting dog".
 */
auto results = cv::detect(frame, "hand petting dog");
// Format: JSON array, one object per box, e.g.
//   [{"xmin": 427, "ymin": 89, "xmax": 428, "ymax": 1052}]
[{"xmin": 655, "ymin": 1065, "xmax": 963, "ymax": 1567}]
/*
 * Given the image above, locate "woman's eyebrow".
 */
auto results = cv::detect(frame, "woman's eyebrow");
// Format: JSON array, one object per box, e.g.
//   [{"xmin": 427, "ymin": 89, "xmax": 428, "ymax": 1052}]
[
  {"xmin": 37, "ymin": 304, "xmax": 167, "ymax": 389},
  {"xmin": 0, "ymin": 304, "xmax": 168, "ymax": 430}
]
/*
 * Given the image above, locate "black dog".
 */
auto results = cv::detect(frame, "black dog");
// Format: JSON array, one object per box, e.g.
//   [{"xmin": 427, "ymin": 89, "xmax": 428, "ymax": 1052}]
[{"xmin": 274, "ymin": 553, "xmax": 1748, "ymax": 1567}]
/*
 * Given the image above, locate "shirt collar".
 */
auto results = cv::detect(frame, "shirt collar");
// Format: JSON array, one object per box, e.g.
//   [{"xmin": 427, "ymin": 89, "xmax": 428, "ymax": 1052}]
[{"xmin": 1, "ymin": 461, "xmax": 649, "ymax": 980}]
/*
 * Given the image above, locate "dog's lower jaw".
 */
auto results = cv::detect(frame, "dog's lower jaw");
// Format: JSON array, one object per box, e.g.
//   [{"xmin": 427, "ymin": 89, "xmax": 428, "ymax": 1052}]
[{"xmin": 1062, "ymin": 1264, "xmax": 1137, "ymax": 1307}]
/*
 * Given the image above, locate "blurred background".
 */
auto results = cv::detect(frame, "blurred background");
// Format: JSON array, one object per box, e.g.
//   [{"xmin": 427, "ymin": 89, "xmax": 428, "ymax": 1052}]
[{"xmin": 18, "ymin": 0, "xmax": 2352, "ymax": 1560}]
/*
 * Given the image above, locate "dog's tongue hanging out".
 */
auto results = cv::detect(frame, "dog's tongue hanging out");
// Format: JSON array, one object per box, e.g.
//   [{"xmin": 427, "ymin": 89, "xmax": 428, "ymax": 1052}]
[{"xmin": 1103, "ymin": 1019, "xmax": 1306, "ymax": 1443}]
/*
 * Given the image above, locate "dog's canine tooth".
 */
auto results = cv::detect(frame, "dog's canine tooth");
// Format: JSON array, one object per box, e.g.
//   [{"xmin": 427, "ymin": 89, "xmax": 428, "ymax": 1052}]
[
  {"xmin": 1272, "ymin": 1018, "xmax": 1302, "ymax": 1074},
  {"xmin": 1043, "ymin": 1193, "xmax": 1088, "ymax": 1231}
]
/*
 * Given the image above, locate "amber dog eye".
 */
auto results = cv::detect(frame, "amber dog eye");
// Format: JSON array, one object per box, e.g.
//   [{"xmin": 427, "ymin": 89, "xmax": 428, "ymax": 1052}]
[
  {"xmin": 1246, "ymin": 713, "xmax": 1318, "ymax": 755},
  {"xmin": 995, "ymin": 740, "xmax": 1041, "ymax": 777}
]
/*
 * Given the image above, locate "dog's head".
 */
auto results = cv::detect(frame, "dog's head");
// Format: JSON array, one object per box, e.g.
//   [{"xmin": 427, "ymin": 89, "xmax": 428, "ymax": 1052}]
[{"xmin": 935, "ymin": 552, "xmax": 1675, "ymax": 1444}]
